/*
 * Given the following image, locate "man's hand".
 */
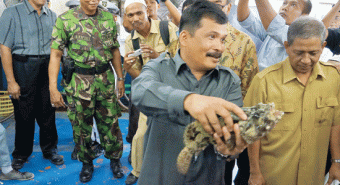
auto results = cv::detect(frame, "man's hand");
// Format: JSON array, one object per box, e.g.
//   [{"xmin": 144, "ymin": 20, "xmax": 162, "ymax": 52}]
[
  {"xmin": 123, "ymin": 51, "xmax": 138, "ymax": 71},
  {"xmin": 117, "ymin": 80, "xmax": 125, "ymax": 99},
  {"xmin": 214, "ymin": 124, "xmax": 248, "ymax": 156},
  {"xmin": 7, "ymin": 81, "xmax": 20, "ymax": 99},
  {"xmin": 140, "ymin": 44, "xmax": 159, "ymax": 59},
  {"xmin": 184, "ymin": 94, "xmax": 247, "ymax": 137},
  {"xmin": 248, "ymin": 172, "xmax": 266, "ymax": 185},
  {"xmin": 49, "ymin": 88, "xmax": 66, "ymax": 108},
  {"xmin": 326, "ymin": 163, "xmax": 340, "ymax": 185}
]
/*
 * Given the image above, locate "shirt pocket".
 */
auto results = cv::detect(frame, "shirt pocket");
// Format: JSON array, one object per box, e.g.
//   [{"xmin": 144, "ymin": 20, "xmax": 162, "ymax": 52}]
[
  {"xmin": 100, "ymin": 30, "xmax": 115, "ymax": 49},
  {"xmin": 272, "ymin": 103, "xmax": 294, "ymax": 131},
  {"xmin": 315, "ymin": 97, "xmax": 338, "ymax": 127}
]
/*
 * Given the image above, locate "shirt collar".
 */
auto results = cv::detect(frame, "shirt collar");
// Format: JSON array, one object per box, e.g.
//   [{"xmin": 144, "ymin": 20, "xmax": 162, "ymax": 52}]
[
  {"xmin": 73, "ymin": 6, "xmax": 105, "ymax": 20},
  {"xmin": 174, "ymin": 50, "xmax": 220, "ymax": 76},
  {"xmin": 132, "ymin": 19, "xmax": 157, "ymax": 40},
  {"xmin": 24, "ymin": 0, "xmax": 48, "ymax": 15},
  {"xmin": 283, "ymin": 57, "xmax": 326, "ymax": 84}
]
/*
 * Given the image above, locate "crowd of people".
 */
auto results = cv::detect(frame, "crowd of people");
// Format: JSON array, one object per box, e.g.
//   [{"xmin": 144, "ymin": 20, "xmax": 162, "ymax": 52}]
[{"xmin": 1, "ymin": 0, "xmax": 340, "ymax": 184}]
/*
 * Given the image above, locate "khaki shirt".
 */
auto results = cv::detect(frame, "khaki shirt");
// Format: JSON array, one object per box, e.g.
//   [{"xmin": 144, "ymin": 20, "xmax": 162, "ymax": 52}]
[
  {"xmin": 220, "ymin": 24, "xmax": 259, "ymax": 98},
  {"xmin": 244, "ymin": 58, "xmax": 340, "ymax": 185},
  {"xmin": 125, "ymin": 19, "xmax": 179, "ymax": 71}
]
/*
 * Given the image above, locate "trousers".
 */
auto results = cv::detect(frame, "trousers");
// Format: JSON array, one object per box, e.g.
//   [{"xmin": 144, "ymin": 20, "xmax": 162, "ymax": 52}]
[
  {"xmin": 11, "ymin": 55, "xmax": 57, "ymax": 159},
  {"xmin": 67, "ymin": 91, "xmax": 123, "ymax": 163},
  {"xmin": 0, "ymin": 124, "xmax": 11, "ymax": 167}
]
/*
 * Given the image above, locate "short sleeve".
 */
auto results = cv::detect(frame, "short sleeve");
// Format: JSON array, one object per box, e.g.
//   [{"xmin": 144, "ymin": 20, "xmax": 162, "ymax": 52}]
[
  {"xmin": 111, "ymin": 17, "xmax": 120, "ymax": 48},
  {"xmin": 167, "ymin": 21, "xmax": 179, "ymax": 57},
  {"xmin": 0, "ymin": 8, "xmax": 15, "ymax": 48},
  {"xmin": 51, "ymin": 17, "xmax": 67, "ymax": 51}
]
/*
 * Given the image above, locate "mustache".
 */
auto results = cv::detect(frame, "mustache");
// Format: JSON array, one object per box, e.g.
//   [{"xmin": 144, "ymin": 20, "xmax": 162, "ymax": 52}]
[{"xmin": 206, "ymin": 52, "xmax": 222, "ymax": 59}]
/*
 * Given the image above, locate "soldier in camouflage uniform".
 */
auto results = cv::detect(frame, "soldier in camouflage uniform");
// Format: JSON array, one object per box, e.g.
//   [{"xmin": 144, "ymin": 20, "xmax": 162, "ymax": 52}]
[{"xmin": 48, "ymin": 0, "xmax": 125, "ymax": 183}]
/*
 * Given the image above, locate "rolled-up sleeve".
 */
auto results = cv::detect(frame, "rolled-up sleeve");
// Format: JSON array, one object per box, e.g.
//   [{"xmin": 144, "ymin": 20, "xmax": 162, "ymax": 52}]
[
  {"xmin": 131, "ymin": 61, "xmax": 192, "ymax": 118},
  {"xmin": 0, "ymin": 9, "xmax": 15, "ymax": 48},
  {"xmin": 239, "ymin": 11, "xmax": 267, "ymax": 42}
]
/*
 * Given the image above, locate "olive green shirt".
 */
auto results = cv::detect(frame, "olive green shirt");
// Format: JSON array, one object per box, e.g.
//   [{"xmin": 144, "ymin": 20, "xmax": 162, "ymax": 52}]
[{"xmin": 244, "ymin": 58, "xmax": 340, "ymax": 184}]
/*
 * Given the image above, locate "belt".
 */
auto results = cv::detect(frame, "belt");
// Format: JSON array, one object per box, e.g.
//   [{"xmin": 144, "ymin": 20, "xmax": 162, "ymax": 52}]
[
  {"xmin": 74, "ymin": 63, "xmax": 111, "ymax": 75},
  {"xmin": 12, "ymin": 54, "xmax": 50, "ymax": 61}
]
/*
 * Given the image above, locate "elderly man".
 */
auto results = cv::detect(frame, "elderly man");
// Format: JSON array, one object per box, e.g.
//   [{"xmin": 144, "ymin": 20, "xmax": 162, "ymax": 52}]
[
  {"xmin": 132, "ymin": 1, "xmax": 248, "ymax": 184},
  {"xmin": 244, "ymin": 16, "xmax": 340, "ymax": 185},
  {"xmin": 123, "ymin": 0, "xmax": 179, "ymax": 183},
  {"xmin": 48, "ymin": 0, "xmax": 125, "ymax": 183},
  {"xmin": 0, "ymin": 0, "xmax": 62, "ymax": 170}
]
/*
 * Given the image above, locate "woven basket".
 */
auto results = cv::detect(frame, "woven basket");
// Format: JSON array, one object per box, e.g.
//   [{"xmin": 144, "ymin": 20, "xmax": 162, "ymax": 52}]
[{"xmin": 0, "ymin": 91, "xmax": 14, "ymax": 117}]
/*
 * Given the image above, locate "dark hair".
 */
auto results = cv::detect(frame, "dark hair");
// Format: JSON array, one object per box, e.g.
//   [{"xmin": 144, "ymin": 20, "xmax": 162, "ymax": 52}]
[
  {"xmin": 287, "ymin": 16, "xmax": 326, "ymax": 46},
  {"xmin": 302, "ymin": 0, "xmax": 312, "ymax": 14},
  {"xmin": 179, "ymin": 0, "xmax": 228, "ymax": 35},
  {"xmin": 182, "ymin": 0, "xmax": 197, "ymax": 13}
]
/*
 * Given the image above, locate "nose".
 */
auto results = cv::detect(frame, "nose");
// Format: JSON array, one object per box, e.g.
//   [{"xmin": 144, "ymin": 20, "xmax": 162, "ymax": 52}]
[
  {"xmin": 280, "ymin": 4, "xmax": 288, "ymax": 12},
  {"xmin": 301, "ymin": 53, "xmax": 311, "ymax": 65},
  {"xmin": 215, "ymin": 39, "xmax": 225, "ymax": 53}
]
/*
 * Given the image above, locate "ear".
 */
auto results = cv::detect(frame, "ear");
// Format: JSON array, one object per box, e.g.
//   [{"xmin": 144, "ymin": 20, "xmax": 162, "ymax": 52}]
[
  {"xmin": 322, "ymin": 41, "xmax": 327, "ymax": 49},
  {"xmin": 157, "ymin": 3, "xmax": 160, "ymax": 9},
  {"xmin": 179, "ymin": 30, "xmax": 191, "ymax": 47},
  {"xmin": 224, "ymin": 3, "xmax": 232, "ymax": 15},
  {"xmin": 284, "ymin": 41, "xmax": 289, "ymax": 50}
]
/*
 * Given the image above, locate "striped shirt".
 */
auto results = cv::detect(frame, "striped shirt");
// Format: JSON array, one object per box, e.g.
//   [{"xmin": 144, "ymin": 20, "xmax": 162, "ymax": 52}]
[{"xmin": 0, "ymin": 0, "xmax": 56, "ymax": 55}]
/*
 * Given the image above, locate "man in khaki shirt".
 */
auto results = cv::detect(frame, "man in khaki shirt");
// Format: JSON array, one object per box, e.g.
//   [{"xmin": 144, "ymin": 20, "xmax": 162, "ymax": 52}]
[
  {"xmin": 244, "ymin": 16, "xmax": 340, "ymax": 185},
  {"xmin": 123, "ymin": 0, "xmax": 179, "ymax": 183}
]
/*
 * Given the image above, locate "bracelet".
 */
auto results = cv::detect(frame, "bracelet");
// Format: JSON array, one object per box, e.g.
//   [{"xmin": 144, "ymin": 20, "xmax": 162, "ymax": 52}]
[
  {"xmin": 117, "ymin": 78, "xmax": 125, "ymax": 81},
  {"xmin": 331, "ymin": 159, "xmax": 340, "ymax": 163},
  {"xmin": 214, "ymin": 146, "xmax": 239, "ymax": 162}
]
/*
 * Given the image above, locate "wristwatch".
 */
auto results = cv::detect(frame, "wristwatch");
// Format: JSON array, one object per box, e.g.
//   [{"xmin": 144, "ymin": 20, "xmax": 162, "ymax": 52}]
[
  {"xmin": 331, "ymin": 159, "xmax": 340, "ymax": 163},
  {"xmin": 214, "ymin": 146, "xmax": 239, "ymax": 162},
  {"xmin": 117, "ymin": 78, "xmax": 125, "ymax": 81}
]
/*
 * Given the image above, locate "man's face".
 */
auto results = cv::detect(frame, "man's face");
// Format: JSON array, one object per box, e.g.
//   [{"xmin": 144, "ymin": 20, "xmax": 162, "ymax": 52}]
[
  {"xmin": 185, "ymin": 18, "xmax": 228, "ymax": 72},
  {"xmin": 145, "ymin": 0, "xmax": 159, "ymax": 19},
  {"xmin": 125, "ymin": 3, "xmax": 149, "ymax": 32},
  {"xmin": 279, "ymin": 0, "xmax": 306, "ymax": 25},
  {"xmin": 206, "ymin": 0, "xmax": 231, "ymax": 14},
  {"xmin": 80, "ymin": 0, "xmax": 100, "ymax": 12},
  {"xmin": 284, "ymin": 37, "xmax": 326, "ymax": 75},
  {"xmin": 29, "ymin": 0, "xmax": 46, "ymax": 7}
]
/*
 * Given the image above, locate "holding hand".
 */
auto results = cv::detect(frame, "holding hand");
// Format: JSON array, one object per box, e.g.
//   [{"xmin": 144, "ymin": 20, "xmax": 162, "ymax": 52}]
[
  {"xmin": 140, "ymin": 44, "xmax": 159, "ymax": 59},
  {"xmin": 123, "ymin": 51, "xmax": 138, "ymax": 71},
  {"xmin": 7, "ymin": 81, "xmax": 21, "ymax": 100}
]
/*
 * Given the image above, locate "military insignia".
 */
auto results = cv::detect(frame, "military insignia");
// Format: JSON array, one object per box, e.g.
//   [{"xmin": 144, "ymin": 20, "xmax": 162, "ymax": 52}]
[{"xmin": 102, "ymin": 0, "xmax": 107, "ymax": 7}]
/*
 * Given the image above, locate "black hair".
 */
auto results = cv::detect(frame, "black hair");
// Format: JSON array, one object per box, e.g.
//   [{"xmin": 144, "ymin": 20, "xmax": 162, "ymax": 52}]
[
  {"xmin": 182, "ymin": 0, "xmax": 197, "ymax": 13},
  {"xmin": 179, "ymin": 0, "xmax": 228, "ymax": 36}
]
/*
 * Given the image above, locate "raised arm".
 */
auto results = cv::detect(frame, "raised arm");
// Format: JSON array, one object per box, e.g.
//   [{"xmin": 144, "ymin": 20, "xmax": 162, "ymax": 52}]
[
  {"xmin": 163, "ymin": 0, "xmax": 181, "ymax": 26},
  {"xmin": 254, "ymin": 0, "xmax": 278, "ymax": 30},
  {"xmin": 322, "ymin": 0, "xmax": 340, "ymax": 28},
  {"xmin": 237, "ymin": 0, "xmax": 251, "ymax": 22}
]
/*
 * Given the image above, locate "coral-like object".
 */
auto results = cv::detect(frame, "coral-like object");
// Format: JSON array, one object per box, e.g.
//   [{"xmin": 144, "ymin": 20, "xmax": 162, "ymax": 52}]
[{"xmin": 176, "ymin": 103, "xmax": 284, "ymax": 174}]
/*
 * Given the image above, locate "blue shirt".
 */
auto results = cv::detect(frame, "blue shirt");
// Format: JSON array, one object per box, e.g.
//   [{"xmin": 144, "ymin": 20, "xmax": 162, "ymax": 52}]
[
  {"xmin": 0, "ymin": 0, "xmax": 56, "ymax": 55},
  {"xmin": 239, "ymin": 12, "xmax": 288, "ymax": 71},
  {"xmin": 132, "ymin": 51, "xmax": 243, "ymax": 185}
]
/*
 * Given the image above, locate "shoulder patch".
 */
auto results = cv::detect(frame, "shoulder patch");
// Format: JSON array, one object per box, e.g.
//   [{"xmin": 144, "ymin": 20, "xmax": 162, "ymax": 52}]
[
  {"xmin": 319, "ymin": 61, "xmax": 340, "ymax": 75},
  {"xmin": 257, "ymin": 62, "xmax": 283, "ymax": 79}
]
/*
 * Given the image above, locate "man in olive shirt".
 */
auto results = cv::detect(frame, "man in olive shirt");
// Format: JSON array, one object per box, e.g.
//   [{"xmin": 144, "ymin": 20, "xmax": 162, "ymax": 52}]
[
  {"xmin": 132, "ymin": 1, "xmax": 248, "ymax": 184},
  {"xmin": 244, "ymin": 16, "xmax": 340, "ymax": 185}
]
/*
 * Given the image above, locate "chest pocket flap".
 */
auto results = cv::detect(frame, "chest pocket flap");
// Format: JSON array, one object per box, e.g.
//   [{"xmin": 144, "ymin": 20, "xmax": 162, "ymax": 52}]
[{"xmin": 317, "ymin": 97, "xmax": 339, "ymax": 108}]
